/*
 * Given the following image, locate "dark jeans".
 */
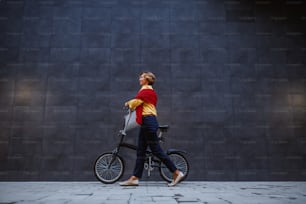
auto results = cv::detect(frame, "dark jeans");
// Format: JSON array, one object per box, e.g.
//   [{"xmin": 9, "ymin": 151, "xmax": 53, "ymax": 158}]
[{"xmin": 133, "ymin": 116, "xmax": 177, "ymax": 178}]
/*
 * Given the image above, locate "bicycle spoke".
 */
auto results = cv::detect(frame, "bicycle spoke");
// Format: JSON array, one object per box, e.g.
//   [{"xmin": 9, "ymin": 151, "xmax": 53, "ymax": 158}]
[{"xmin": 94, "ymin": 153, "xmax": 124, "ymax": 183}]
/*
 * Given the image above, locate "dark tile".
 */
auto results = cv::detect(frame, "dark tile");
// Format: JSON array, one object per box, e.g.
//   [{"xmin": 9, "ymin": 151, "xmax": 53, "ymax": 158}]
[
  {"xmin": 111, "ymin": 19, "xmax": 140, "ymax": 34},
  {"xmin": 141, "ymin": 20, "xmax": 170, "ymax": 34},
  {"xmin": 142, "ymin": 7, "xmax": 169, "ymax": 20},
  {"xmin": 80, "ymin": 48, "xmax": 111, "ymax": 63},
  {"xmin": 50, "ymin": 48, "xmax": 80, "ymax": 63},
  {"xmin": 53, "ymin": 19, "xmax": 82, "ymax": 34},
  {"xmin": 171, "ymin": 48, "xmax": 200, "ymax": 64},
  {"xmin": 111, "ymin": 48, "xmax": 140, "ymax": 64},
  {"xmin": 141, "ymin": 34, "xmax": 169, "ymax": 48},
  {"xmin": 51, "ymin": 34, "xmax": 81, "ymax": 48},
  {"xmin": 171, "ymin": 35, "xmax": 199, "ymax": 48},
  {"xmin": 142, "ymin": 48, "xmax": 170, "ymax": 64},
  {"xmin": 45, "ymin": 106, "xmax": 77, "ymax": 122},
  {"xmin": 111, "ymin": 33, "xmax": 140, "ymax": 48},
  {"xmin": 82, "ymin": 19, "xmax": 111, "ymax": 33},
  {"xmin": 171, "ymin": 20, "xmax": 199, "ymax": 35}
]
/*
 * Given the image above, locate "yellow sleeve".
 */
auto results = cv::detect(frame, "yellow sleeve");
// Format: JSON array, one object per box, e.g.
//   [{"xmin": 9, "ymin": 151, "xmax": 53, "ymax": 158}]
[{"xmin": 127, "ymin": 99, "xmax": 143, "ymax": 110}]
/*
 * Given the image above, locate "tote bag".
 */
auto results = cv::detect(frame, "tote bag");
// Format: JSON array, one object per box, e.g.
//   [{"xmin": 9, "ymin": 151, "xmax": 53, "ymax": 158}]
[{"xmin": 123, "ymin": 110, "xmax": 140, "ymax": 132}]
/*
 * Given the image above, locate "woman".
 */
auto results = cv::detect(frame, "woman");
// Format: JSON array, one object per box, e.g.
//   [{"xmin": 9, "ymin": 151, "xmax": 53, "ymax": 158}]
[{"xmin": 119, "ymin": 71, "xmax": 184, "ymax": 187}]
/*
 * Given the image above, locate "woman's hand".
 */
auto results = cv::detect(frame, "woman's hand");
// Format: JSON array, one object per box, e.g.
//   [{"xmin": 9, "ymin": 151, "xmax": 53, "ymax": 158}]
[{"xmin": 124, "ymin": 102, "xmax": 135, "ymax": 111}]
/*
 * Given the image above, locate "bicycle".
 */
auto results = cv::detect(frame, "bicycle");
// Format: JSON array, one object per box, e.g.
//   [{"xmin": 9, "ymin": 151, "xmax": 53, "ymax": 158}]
[{"xmin": 94, "ymin": 110, "xmax": 190, "ymax": 184}]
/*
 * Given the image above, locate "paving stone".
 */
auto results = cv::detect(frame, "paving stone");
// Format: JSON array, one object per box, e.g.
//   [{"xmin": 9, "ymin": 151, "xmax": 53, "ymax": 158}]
[{"xmin": 0, "ymin": 182, "xmax": 306, "ymax": 204}]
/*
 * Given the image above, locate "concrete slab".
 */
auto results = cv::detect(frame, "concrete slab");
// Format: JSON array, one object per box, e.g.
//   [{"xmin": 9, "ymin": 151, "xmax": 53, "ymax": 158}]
[{"xmin": 0, "ymin": 181, "xmax": 305, "ymax": 204}]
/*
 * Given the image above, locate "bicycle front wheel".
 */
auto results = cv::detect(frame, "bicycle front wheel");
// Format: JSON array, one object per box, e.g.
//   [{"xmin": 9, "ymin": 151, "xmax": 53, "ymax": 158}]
[
  {"xmin": 159, "ymin": 152, "xmax": 189, "ymax": 183},
  {"xmin": 94, "ymin": 153, "xmax": 124, "ymax": 184}
]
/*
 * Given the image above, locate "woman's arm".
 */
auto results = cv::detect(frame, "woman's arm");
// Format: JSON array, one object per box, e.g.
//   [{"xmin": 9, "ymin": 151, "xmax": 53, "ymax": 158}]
[{"xmin": 125, "ymin": 99, "xmax": 143, "ymax": 110}]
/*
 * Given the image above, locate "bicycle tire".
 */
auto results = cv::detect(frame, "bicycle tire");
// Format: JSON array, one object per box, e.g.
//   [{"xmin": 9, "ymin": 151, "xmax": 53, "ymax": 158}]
[
  {"xmin": 159, "ymin": 152, "xmax": 189, "ymax": 183},
  {"xmin": 94, "ymin": 152, "xmax": 124, "ymax": 184}
]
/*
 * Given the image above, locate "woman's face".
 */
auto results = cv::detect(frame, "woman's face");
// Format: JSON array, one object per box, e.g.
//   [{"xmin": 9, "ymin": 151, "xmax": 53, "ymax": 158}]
[{"xmin": 139, "ymin": 74, "xmax": 148, "ymax": 86}]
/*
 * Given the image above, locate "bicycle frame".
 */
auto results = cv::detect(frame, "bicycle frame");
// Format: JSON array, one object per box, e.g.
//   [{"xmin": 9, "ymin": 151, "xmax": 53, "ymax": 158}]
[{"xmin": 94, "ymin": 120, "xmax": 189, "ymax": 184}]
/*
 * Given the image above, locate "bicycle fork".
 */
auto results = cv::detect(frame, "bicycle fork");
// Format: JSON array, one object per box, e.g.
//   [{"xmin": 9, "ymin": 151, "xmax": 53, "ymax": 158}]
[
  {"xmin": 107, "ymin": 132, "xmax": 125, "ymax": 169},
  {"xmin": 107, "ymin": 148, "xmax": 119, "ymax": 169}
]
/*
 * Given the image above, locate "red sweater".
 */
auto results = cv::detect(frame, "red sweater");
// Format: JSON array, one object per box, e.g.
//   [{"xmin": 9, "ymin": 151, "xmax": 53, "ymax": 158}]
[{"xmin": 135, "ymin": 89, "xmax": 157, "ymax": 125}]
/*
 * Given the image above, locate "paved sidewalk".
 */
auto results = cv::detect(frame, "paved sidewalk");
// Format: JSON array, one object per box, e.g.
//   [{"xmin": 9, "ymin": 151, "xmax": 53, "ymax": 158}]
[{"xmin": 0, "ymin": 181, "xmax": 306, "ymax": 204}]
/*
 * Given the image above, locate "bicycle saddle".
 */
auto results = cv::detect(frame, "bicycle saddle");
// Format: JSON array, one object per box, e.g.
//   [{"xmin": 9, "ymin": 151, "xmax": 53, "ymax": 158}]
[{"xmin": 159, "ymin": 125, "xmax": 169, "ymax": 132}]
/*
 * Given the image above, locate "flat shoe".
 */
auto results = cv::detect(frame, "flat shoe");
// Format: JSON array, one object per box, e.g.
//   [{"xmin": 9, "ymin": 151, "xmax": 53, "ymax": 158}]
[
  {"xmin": 119, "ymin": 179, "xmax": 139, "ymax": 186},
  {"xmin": 168, "ymin": 171, "xmax": 184, "ymax": 187}
]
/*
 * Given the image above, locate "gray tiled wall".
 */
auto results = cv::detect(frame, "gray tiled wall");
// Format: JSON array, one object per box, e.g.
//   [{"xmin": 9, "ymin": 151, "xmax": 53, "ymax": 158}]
[{"xmin": 0, "ymin": 0, "xmax": 305, "ymax": 181}]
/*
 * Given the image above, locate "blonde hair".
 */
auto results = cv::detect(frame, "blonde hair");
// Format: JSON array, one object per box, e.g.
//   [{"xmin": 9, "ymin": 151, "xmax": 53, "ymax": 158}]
[{"xmin": 140, "ymin": 71, "xmax": 156, "ymax": 85}]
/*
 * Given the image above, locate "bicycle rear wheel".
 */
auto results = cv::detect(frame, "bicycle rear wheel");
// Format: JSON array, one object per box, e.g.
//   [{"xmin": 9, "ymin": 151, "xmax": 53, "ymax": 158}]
[
  {"xmin": 94, "ymin": 153, "xmax": 124, "ymax": 184},
  {"xmin": 159, "ymin": 152, "xmax": 189, "ymax": 183}
]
